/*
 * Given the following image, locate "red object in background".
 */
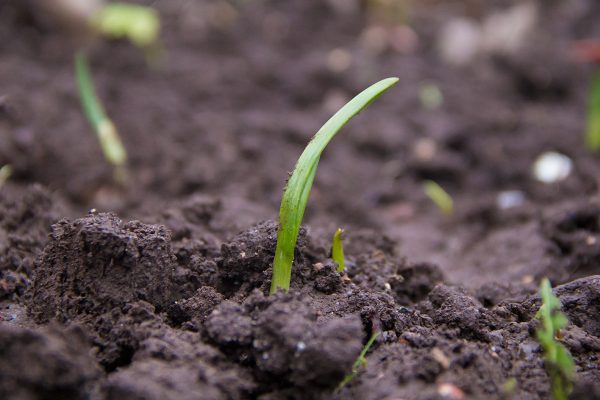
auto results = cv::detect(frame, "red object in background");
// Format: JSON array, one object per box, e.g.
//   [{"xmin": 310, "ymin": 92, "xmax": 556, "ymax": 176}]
[{"xmin": 571, "ymin": 40, "xmax": 600, "ymax": 64}]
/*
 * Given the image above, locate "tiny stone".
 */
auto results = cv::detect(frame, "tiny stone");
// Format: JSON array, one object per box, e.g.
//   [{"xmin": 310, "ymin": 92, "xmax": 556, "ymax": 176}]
[
  {"xmin": 437, "ymin": 383, "xmax": 465, "ymax": 399},
  {"xmin": 496, "ymin": 190, "xmax": 525, "ymax": 209},
  {"xmin": 532, "ymin": 151, "xmax": 572, "ymax": 183}
]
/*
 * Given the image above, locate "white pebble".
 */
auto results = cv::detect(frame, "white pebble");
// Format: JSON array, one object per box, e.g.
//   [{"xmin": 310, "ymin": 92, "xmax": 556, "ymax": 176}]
[{"xmin": 533, "ymin": 151, "xmax": 572, "ymax": 183}]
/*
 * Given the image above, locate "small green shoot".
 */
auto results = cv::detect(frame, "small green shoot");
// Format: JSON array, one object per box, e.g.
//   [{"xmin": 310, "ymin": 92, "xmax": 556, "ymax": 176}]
[
  {"xmin": 338, "ymin": 331, "xmax": 380, "ymax": 389},
  {"xmin": 75, "ymin": 52, "xmax": 128, "ymax": 182},
  {"xmin": 0, "ymin": 165, "xmax": 12, "ymax": 188},
  {"xmin": 585, "ymin": 70, "xmax": 600, "ymax": 152},
  {"xmin": 536, "ymin": 278, "xmax": 575, "ymax": 400},
  {"xmin": 92, "ymin": 3, "xmax": 160, "ymax": 51},
  {"xmin": 269, "ymin": 77, "xmax": 398, "ymax": 295},
  {"xmin": 423, "ymin": 180, "xmax": 453, "ymax": 216},
  {"xmin": 331, "ymin": 228, "xmax": 345, "ymax": 272},
  {"xmin": 419, "ymin": 82, "xmax": 443, "ymax": 110}
]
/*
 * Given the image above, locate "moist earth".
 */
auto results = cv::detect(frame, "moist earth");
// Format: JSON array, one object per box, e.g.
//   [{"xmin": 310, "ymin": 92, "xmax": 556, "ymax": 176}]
[{"xmin": 1, "ymin": 0, "xmax": 600, "ymax": 399}]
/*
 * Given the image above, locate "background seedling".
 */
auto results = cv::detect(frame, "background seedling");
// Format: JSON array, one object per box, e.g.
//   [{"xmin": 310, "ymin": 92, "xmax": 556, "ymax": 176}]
[
  {"xmin": 269, "ymin": 77, "xmax": 398, "ymax": 295},
  {"xmin": 75, "ymin": 52, "xmax": 128, "ymax": 183},
  {"xmin": 338, "ymin": 331, "xmax": 380, "ymax": 389},
  {"xmin": 423, "ymin": 180, "xmax": 453, "ymax": 216},
  {"xmin": 585, "ymin": 70, "xmax": 600, "ymax": 152},
  {"xmin": 0, "ymin": 165, "xmax": 12, "ymax": 188},
  {"xmin": 419, "ymin": 81, "xmax": 443, "ymax": 110},
  {"xmin": 331, "ymin": 228, "xmax": 345, "ymax": 272},
  {"xmin": 92, "ymin": 2, "xmax": 160, "ymax": 54},
  {"xmin": 536, "ymin": 278, "xmax": 575, "ymax": 400}
]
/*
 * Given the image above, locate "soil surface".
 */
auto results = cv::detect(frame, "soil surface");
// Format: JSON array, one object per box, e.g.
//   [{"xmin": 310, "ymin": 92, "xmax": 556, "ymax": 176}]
[{"xmin": 1, "ymin": 0, "xmax": 600, "ymax": 399}]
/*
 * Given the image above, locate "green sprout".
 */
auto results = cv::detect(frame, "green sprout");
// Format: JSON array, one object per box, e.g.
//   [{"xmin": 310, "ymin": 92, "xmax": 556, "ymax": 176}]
[
  {"xmin": 419, "ymin": 82, "xmax": 443, "ymax": 110},
  {"xmin": 423, "ymin": 180, "xmax": 453, "ymax": 216},
  {"xmin": 0, "ymin": 165, "xmax": 12, "ymax": 188},
  {"xmin": 91, "ymin": 3, "xmax": 160, "ymax": 50},
  {"xmin": 331, "ymin": 228, "xmax": 345, "ymax": 272},
  {"xmin": 75, "ymin": 52, "xmax": 128, "ymax": 182},
  {"xmin": 536, "ymin": 278, "xmax": 575, "ymax": 400},
  {"xmin": 585, "ymin": 70, "xmax": 600, "ymax": 152},
  {"xmin": 269, "ymin": 77, "xmax": 398, "ymax": 295},
  {"xmin": 338, "ymin": 331, "xmax": 380, "ymax": 389}
]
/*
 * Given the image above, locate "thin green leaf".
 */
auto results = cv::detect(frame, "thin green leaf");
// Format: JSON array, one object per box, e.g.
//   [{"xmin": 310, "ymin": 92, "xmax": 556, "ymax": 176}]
[
  {"xmin": 585, "ymin": 70, "xmax": 600, "ymax": 152},
  {"xmin": 269, "ymin": 77, "xmax": 398, "ymax": 294},
  {"xmin": 338, "ymin": 331, "xmax": 380, "ymax": 389},
  {"xmin": 424, "ymin": 180, "xmax": 453, "ymax": 216},
  {"xmin": 75, "ymin": 52, "xmax": 127, "ymax": 167},
  {"xmin": 332, "ymin": 228, "xmax": 345, "ymax": 272}
]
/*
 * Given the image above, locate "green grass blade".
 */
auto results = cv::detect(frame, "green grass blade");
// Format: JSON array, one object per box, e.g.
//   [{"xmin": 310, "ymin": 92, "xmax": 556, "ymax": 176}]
[
  {"xmin": 338, "ymin": 331, "xmax": 380, "ymax": 389},
  {"xmin": 270, "ymin": 77, "xmax": 398, "ymax": 294},
  {"xmin": 75, "ymin": 52, "xmax": 127, "ymax": 167},
  {"xmin": 586, "ymin": 70, "xmax": 600, "ymax": 152},
  {"xmin": 332, "ymin": 228, "xmax": 345, "ymax": 272},
  {"xmin": 424, "ymin": 180, "xmax": 453, "ymax": 216}
]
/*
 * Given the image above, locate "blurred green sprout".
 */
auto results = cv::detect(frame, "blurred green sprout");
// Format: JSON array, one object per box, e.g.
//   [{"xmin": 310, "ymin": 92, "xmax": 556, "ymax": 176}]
[
  {"xmin": 269, "ymin": 77, "xmax": 398, "ymax": 295},
  {"xmin": 585, "ymin": 70, "xmax": 600, "ymax": 152},
  {"xmin": 75, "ymin": 52, "xmax": 128, "ymax": 182},
  {"xmin": 0, "ymin": 165, "xmax": 12, "ymax": 188},
  {"xmin": 419, "ymin": 82, "xmax": 443, "ymax": 110},
  {"xmin": 92, "ymin": 2, "xmax": 160, "ymax": 50},
  {"xmin": 536, "ymin": 278, "xmax": 575, "ymax": 400},
  {"xmin": 423, "ymin": 180, "xmax": 453, "ymax": 216},
  {"xmin": 331, "ymin": 228, "xmax": 345, "ymax": 272}
]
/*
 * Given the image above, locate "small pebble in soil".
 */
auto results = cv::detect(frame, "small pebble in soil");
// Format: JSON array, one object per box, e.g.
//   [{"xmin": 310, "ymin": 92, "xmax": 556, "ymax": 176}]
[
  {"xmin": 437, "ymin": 382, "xmax": 465, "ymax": 399},
  {"xmin": 496, "ymin": 190, "xmax": 525, "ymax": 209},
  {"xmin": 532, "ymin": 151, "xmax": 572, "ymax": 183}
]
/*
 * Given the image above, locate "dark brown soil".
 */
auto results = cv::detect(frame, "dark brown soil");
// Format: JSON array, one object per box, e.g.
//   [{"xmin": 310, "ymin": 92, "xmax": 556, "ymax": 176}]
[{"xmin": 1, "ymin": 0, "xmax": 600, "ymax": 399}]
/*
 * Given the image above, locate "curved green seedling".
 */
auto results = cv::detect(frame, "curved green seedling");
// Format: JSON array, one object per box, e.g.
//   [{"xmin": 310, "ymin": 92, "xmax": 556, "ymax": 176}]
[
  {"xmin": 332, "ymin": 228, "xmax": 345, "ymax": 272},
  {"xmin": 75, "ymin": 52, "xmax": 127, "ymax": 173},
  {"xmin": 424, "ymin": 180, "xmax": 453, "ymax": 216},
  {"xmin": 585, "ymin": 70, "xmax": 600, "ymax": 152},
  {"xmin": 270, "ymin": 77, "xmax": 398, "ymax": 294}
]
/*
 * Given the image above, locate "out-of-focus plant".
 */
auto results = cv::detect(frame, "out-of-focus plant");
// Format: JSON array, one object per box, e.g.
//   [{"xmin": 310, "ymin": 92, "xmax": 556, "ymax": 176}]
[
  {"xmin": 0, "ymin": 165, "xmax": 13, "ymax": 188},
  {"xmin": 585, "ymin": 70, "xmax": 600, "ymax": 152},
  {"xmin": 75, "ymin": 52, "xmax": 128, "ymax": 183},
  {"xmin": 92, "ymin": 2, "xmax": 160, "ymax": 50},
  {"xmin": 423, "ymin": 180, "xmax": 453, "ymax": 216}
]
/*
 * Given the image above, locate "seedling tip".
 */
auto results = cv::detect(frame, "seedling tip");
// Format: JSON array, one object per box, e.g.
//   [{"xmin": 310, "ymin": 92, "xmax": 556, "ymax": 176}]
[{"xmin": 331, "ymin": 228, "xmax": 345, "ymax": 272}]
